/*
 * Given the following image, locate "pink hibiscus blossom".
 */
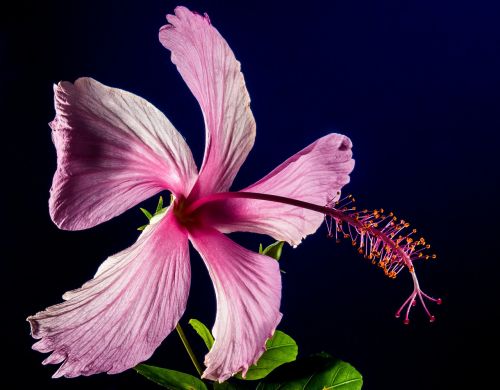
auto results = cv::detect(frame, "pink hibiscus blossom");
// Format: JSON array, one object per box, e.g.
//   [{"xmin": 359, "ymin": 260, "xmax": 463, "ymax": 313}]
[{"xmin": 27, "ymin": 7, "xmax": 354, "ymax": 381}]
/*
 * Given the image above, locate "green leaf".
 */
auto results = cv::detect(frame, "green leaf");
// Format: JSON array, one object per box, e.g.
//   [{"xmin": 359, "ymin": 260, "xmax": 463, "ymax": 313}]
[
  {"xmin": 187, "ymin": 320, "xmax": 297, "ymax": 382},
  {"xmin": 261, "ymin": 241, "xmax": 285, "ymax": 261},
  {"xmin": 137, "ymin": 224, "xmax": 148, "ymax": 231},
  {"xmin": 188, "ymin": 319, "xmax": 214, "ymax": 350},
  {"xmin": 256, "ymin": 353, "xmax": 363, "ymax": 390},
  {"xmin": 259, "ymin": 243, "xmax": 264, "ymax": 254},
  {"xmin": 237, "ymin": 330, "xmax": 298, "ymax": 380},
  {"xmin": 140, "ymin": 207, "xmax": 153, "ymax": 220},
  {"xmin": 156, "ymin": 196, "xmax": 164, "ymax": 214},
  {"xmin": 134, "ymin": 364, "xmax": 208, "ymax": 390}
]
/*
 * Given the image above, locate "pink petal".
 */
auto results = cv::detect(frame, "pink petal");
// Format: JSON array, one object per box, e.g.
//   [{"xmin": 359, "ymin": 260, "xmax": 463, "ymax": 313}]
[
  {"xmin": 198, "ymin": 134, "xmax": 354, "ymax": 246},
  {"xmin": 50, "ymin": 77, "xmax": 198, "ymax": 230},
  {"xmin": 27, "ymin": 210, "xmax": 190, "ymax": 378},
  {"xmin": 189, "ymin": 226, "xmax": 282, "ymax": 382},
  {"xmin": 159, "ymin": 6, "xmax": 256, "ymax": 198}
]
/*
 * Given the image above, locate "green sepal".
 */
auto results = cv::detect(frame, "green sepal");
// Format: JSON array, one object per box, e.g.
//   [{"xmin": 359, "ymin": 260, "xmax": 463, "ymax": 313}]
[
  {"xmin": 156, "ymin": 196, "xmax": 164, "ymax": 214},
  {"xmin": 140, "ymin": 207, "xmax": 153, "ymax": 220},
  {"xmin": 256, "ymin": 352, "xmax": 363, "ymax": 390},
  {"xmin": 260, "ymin": 241, "xmax": 284, "ymax": 261},
  {"xmin": 188, "ymin": 318, "xmax": 214, "ymax": 350},
  {"xmin": 236, "ymin": 330, "xmax": 298, "ymax": 380},
  {"xmin": 138, "ymin": 196, "xmax": 169, "ymax": 230},
  {"xmin": 134, "ymin": 364, "xmax": 208, "ymax": 390}
]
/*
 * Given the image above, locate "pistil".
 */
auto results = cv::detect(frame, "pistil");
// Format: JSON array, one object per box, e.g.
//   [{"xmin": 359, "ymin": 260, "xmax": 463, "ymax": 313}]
[{"xmin": 186, "ymin": 191, "xmax": 441, "ymax": 324}]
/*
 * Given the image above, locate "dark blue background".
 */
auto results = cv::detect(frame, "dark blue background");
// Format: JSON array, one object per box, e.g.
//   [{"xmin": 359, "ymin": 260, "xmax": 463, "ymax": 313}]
[{"xmin": 2, "ymin": 1, "xmax": 499, "ymax": 389}]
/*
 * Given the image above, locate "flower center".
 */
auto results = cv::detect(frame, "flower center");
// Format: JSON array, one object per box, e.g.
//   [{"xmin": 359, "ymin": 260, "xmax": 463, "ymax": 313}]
[
  {"xmin": 173, "ymin": 196, "xmax": 199, "ymax": 228},
  {"xmin": 172, "ymin": 196, "xmax": 187, "ymax": 222}
]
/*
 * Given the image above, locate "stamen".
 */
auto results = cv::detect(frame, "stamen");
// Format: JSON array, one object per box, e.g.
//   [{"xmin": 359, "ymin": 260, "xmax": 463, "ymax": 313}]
[{"xmin": 324, "ymin": 198, "xmax": 441, "ymax": 324}]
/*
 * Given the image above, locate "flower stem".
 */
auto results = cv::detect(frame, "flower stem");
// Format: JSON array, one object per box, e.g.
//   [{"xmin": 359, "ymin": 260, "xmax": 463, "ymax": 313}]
[{"xmin": 176, "ymin": 323, "xmax": 203, "ymax": 376}]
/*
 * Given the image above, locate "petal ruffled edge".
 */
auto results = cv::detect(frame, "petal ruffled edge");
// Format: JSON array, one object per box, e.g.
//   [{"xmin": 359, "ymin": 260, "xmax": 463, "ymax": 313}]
[
  {"xmin": 49, "ymin": 77, "xmax": 198, "ymax": 230},
  {"xmin": 160, "ymin": 7, "xmax": 256, "ymax": 198},
  {"xmin": 27, "ymin": 209, "xmax": 191, "ymax": 377}
]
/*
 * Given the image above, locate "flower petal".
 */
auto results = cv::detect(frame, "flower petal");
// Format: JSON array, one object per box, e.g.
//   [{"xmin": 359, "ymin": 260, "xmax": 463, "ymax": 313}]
[
  {"xmin": 27, "ymin": 209, "xmax": 190, "ymax": 378},
  {"xmin": 50, "ymin": 77, "xmax": 198, "ymax": 230},
  {"xmin": 197, "ymin": 134, "xmax": 355, "ymax": 246},
  {"xmin": 188, "ymin": 226, "xmax": 282, "ymax": 382},
  {"xmin": 159, "ymin": 6, "xmax": 256, "ymax": 198}
]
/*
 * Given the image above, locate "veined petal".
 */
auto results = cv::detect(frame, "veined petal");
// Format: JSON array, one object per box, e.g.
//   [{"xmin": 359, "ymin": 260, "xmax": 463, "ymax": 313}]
[
  {"xmin": 189, "ymin": 226, "xmax": 282, "ymax": 382},
  {"xmin": 197, "ymin": 134, "xmax": 354, "ymax": 246},
  {"xmin": 50, "ymin": 77, "xmax": 198, "ymax": 230},
  {"xmin": 27, "ymin": 210, "xmax": 190, "ymax": 378},
  {"xmin": 159, "ymin": 6, "xmax": 256, "ymax": 198}
]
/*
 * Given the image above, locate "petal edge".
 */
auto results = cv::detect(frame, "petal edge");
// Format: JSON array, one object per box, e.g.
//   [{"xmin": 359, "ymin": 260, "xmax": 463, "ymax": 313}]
[
  {"xmin": 197, "ymin": 134, "xmax": 355, "ymax": 246},
  {"xmin": 160, "ymin": 7, "xmax": 256, "ymax": 198},
  {"xmin": 28, "ymin": 210, "xmax": 191, "ymax": 377},
  {"xmin": 50, "ymin": 77, "xmax": 198, "ymax": 230}
]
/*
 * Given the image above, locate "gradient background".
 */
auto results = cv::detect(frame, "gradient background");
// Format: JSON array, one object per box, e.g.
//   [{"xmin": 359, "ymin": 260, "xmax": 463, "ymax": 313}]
[{"xmin": 2, "ymin": 1, "xmax": 499, "ymax": 389}]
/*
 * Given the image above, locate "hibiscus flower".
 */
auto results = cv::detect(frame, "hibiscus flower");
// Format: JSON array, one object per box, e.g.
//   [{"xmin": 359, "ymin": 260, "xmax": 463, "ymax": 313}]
[{"xmin": 28, "ymin": 6, "xmax": 354, "ymax": 381}]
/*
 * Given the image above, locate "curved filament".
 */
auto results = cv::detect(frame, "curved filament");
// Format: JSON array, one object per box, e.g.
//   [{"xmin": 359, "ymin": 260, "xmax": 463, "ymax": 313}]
[{"xmin": 325, "ymin": 195, "xmax": 442, "ymax": 324}]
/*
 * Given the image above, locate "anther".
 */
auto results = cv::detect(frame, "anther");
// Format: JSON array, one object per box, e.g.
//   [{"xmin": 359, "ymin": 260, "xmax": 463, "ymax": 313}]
[{"xmin": 324, "ymin": 196, "xmax": 440, "ymax": 324}]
